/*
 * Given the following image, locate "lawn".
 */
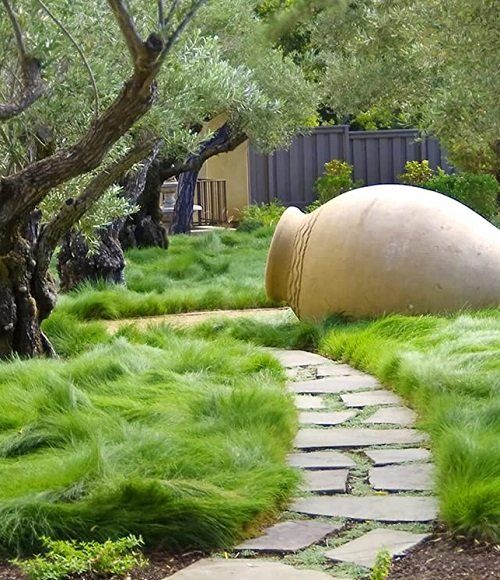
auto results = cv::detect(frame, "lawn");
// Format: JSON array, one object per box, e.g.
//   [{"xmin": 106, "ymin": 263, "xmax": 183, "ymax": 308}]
[
  {"xmin": 194, "ymin": 310, "xmax": 500, "ymax": 541},
  {"xmin": 56, "ymin": 229, "xmax": 276, "ymax": 321},
  {"xmin": 0, "ymin": 318, "xmax": 298, "ymax": 556}
]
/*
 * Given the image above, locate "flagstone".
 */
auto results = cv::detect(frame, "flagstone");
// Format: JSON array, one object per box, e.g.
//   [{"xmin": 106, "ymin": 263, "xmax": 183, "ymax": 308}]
[
  {"xmin": 295, "ymin": 428, "xmax": 426, "ymax": 449},
  {"xmin": 295, "ymin": 395, "xmax": 325, "ymax": 410},
  {"xmin": 167, "ymin": 558, "xmax": 335, "ymax": 579},
  {"xmin": 289, "ymin": 376, "xmax": 380, "ymax": 394},
  {"xmin": 299, "ymin": 411, "xmax": 357, "ymax": 425},
  {"xmin": 363, "ymin": 406, "xmax": 416, "ymax": 426},
  {"xmin": 291, "ymin": 495, "xmax": 438, "ymax": 522},
  {"xmin": 270, "ymin": 349, "xmax": 330, "ymax": 367},
  {"xmin": 316, "ymin": 363, "xmax": 369, "ymax": 378},
  {"xmin": 236, "ymin": 520, "xmax": 342, "ymax": 553},
  {"xmin": 288, "ymin": 450, "xmax": 356, "ymax": 470},
  {"xmin": 370, "ymin": 463, "xmax": 435, "ymax": 491},
  {"xmin": 303, "ymin": 469, "xmax": 349, "ymax": 493},
  {"xmin": 364, "ymin": 448, "xmax": 431, "ymax": 466},
  {"xmin": 325, "ymin": 528, "xmax": 430, "ymax": 568},
  {"xmin": 341, "ymin": 390, "xmax": 402, "ymax": 407}
]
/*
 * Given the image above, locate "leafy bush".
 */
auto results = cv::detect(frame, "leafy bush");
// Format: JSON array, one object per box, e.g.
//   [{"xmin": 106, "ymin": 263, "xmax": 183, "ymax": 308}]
[
  {"xmin": 312, "ymin": 160, "xmax": 363, "ymax": 207},
  {"xmin": 238, "ymin": 200, "xmax": 286, "ymax": 232},
  {"xmin": 399, "ymin": 161, "xmax": 499, "ymax": 219},
  {"xmin": 399, "ymin": 160, "xmax": 435, "ymax": 186},
  {"xmin": 13, "ymin": 535, "xmax": 146, "ymax": 580},
  {"xmin": 370, "ymin": 549, "xmax": 392, "ymax": 580},
  {"xmin": 424, "ymin": 172, "xmax": 499, "ymax": 219}
]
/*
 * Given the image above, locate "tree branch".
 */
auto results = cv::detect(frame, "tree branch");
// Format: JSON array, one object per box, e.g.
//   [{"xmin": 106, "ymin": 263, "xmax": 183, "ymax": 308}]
[
  {"xmin": 159, "ymin": 123, "xmax": 246, "ymax": 181},
  {"xmin": 0, "ymin": 0, "xmax": 45, "ymax": 121},
  {"xmin": 107, "ymin": 0, "xmax": 148, "ymax": 64},
  {"xmin": 161, "ymin": 0, "xmax": 208, "ymax": 59},
  {"xmin": 0, "ymin": 0, "xmax": 203, "ymax": 236},
  {"xmin": 36, "ymin": 138, "xmax": 161, "ymax": 277}
]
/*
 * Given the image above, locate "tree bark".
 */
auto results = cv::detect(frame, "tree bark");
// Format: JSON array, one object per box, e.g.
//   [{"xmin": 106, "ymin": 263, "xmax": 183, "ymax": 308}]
[
  {"xmin": 0, "ymin": 215, "xmax": 56, "ymax": 358},
  {"xmin": 119, "ymin": 158, "xmax": 169, "ymax": 249},
  {"xmin": 57, "ymin": 227, "xmax": 126, "ymax": 292},
  {"xmin": 57, "ymin": 144, "xmax": 161, "ymax": 291}
]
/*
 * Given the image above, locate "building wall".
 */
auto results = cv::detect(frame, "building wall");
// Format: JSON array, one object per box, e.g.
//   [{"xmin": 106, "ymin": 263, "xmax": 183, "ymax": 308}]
[{"xmin": 201, "ymin": 140, "xmax": 250, "ymax": 221}]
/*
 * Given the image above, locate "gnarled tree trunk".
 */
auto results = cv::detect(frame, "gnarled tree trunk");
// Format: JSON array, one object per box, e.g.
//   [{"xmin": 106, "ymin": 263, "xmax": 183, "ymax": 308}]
[
  {"xmin": 57, "ymin": 144, "xmax": 160, "ymax": 292},
  {"xmin": 0, "ymin": 214, "xmax": 56, "ymax": 358},
  {"xmin": 119, "ymin": 158, "xmax": 169, "ymax": 249}
]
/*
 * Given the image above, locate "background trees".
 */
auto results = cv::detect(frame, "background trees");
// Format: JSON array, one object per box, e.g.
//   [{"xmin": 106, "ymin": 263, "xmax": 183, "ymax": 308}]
[{"xmin": 316, "ymin": 0, "xmax": 500, "ymax": 175}]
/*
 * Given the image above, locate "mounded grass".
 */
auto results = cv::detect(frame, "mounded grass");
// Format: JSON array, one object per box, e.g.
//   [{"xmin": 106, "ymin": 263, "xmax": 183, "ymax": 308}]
[
  {"xmin": 57, "ymin": 229, "xmax": 277, "ymax": 320},
  {"xmin": 0, "ymin": 314, "xmax": 298, "ymax": 556}
]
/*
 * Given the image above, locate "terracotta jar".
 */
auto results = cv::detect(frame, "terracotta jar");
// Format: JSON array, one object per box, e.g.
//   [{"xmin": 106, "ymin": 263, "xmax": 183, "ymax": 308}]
[{"xmin": 265, "ymin": 184, "xmax": 500, "ymax": 320}]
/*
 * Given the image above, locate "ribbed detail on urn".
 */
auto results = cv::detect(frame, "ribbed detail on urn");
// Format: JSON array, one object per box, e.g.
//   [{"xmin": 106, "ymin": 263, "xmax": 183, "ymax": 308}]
[{"xmin": 265, "ymin": 207, "xmax": 305, "ymax": 303}]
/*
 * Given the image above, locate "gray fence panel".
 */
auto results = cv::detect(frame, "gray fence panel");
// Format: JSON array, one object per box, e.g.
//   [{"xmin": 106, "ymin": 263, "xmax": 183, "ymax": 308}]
[{"xmin": 249, "ymin": 126, "xmax": 452, "ymax": 206}]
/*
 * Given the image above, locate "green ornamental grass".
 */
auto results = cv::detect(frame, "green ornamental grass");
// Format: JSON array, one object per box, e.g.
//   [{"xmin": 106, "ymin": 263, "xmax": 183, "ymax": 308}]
[
  {"xmin": 0, "ymin": 320, "xmax": 298, "ymax": 556},
  {"xmin": 57, "ymin": 230, "xmax": 277, "ymax": 321}
]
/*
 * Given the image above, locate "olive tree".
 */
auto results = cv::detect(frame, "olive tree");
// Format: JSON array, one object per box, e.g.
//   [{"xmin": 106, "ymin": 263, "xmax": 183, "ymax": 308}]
[{"xmin": 0, "ymin": 0, "xmax": 208, "ymax": 357}]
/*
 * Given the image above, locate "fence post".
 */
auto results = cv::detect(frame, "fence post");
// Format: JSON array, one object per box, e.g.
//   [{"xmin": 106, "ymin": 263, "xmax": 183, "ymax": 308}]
[{"xmin": 343, "ymin": 125, "xmax": 351, "ymax": 164}]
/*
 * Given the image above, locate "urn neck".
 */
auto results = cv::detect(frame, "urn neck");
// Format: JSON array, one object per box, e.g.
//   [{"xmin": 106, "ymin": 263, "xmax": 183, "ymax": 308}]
[{"xmin": 265, "ymin": 206, "xmax": 305, "ymax": 303}]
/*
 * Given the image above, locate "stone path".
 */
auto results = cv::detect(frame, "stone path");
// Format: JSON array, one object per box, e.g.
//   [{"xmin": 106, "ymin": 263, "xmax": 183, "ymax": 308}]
[{"xmin": 169, "ymin": 348, "xmax": 435, "ymax": 579}]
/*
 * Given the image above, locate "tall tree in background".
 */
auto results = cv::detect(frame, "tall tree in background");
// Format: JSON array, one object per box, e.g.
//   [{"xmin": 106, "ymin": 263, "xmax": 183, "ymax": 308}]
[
  {"xmin": 0, "ymin": 0, "xmax": 208, "ymax": 357},
  {"xmin": 316, "ymin": 0, "xmax": 500, "ymax": 175}
]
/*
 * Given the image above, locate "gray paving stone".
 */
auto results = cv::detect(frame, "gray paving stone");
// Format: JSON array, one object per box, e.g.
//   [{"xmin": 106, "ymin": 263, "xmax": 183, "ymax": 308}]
[
  {"xmin": 364, "ymin": 448, "xmax": 431, "ymax": 466},
  {"xmin": 341, "ymin": 390, "xmax": 402, "ymax": 407},
  {"xmin": 316, "ymin": 363, "xmax": 368, "ymax": 378},
  {"xmin": 370, "ymin": 463, "xmax": 435, "ymax": 491},
  {"xmin": 288, "ymin": 450, "xmax": 356, "ymax": 470},
  {"xmin": 295, "ymin": 428, "xmax": 426, "ymax": 449},
  {"xmin": 295, "ymin": 395, "xmax": 325, "ymax": 410},
  {"xmin": 363, "ymin": 406, "xmax": 416, "ymax": 426},
  {"xmin": 167, "ymin": 558, "xmax": 334, "ymax": 579},
  {"xmin": 325, "ymin": 528, "xmax": 430, "ymax": 568},
  {"xmin": 291, "ymin": 495, "xmax": 438, "ymax": 522},
  {"xmin": 303, "ymin": 469, "xmax": 349, "ymax": 493},
  {"xmin": 236, "ymin": 520, "xmax": 341, "ymax": 553},
  {"xmin": 300, "ymin": 410, "xmax": 357, "ymax": 425},
  {"xmin": 289, "ymin": 376, "xmax": 380, "ymax": 394},
  {"xmin": 270, "ymin": 349, "xmax": 330, "ymax": 367}
]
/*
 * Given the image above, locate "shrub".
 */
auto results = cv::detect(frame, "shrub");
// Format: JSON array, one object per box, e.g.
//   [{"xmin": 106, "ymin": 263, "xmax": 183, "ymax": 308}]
[
  {"xmin": 370, "ymin": 549, "xmax": 392, "ymax": 580},
  {"xmin": 313, "ymin": 160, "xmax": 363, "ymax": 207},
  {"xmin": 423, "ymin": 171, "xmax": 499, "ymax": 219},
  {"xmin": 399, "ymin": 160, "xmax": 435, "ymax": 186},
  {"xmin": 13, "ymin": 535, "xmax": 146, "ymax": 580},
  {"xmin": 238, "ymin": 200, "xmax": 286, "ymax": 232}
]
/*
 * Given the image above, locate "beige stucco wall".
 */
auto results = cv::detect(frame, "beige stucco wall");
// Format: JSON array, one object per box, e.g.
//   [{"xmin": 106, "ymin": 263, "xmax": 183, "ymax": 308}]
[{"xmin": 198, "ymin": 116, "xmax": 250, "ymax": 222}]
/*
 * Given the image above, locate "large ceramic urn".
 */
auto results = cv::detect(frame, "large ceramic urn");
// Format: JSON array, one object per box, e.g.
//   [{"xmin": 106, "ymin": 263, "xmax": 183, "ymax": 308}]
[{"xmin": 266, "ymin": 184, "xmax": 500, "ymax": 320}]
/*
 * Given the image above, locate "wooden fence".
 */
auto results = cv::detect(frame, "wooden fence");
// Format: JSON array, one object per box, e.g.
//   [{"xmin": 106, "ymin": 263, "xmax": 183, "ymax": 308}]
[{"xmin": 249, "ymin": 126, "xmax": 452, "ymax": 208}]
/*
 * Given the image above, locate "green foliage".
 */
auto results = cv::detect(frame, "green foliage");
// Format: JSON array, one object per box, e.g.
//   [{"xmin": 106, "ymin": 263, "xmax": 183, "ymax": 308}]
[
  {"xmin": 313, "ymin": 160, "xmax": 363, "ymax": 206},
  {"xmin": 318, "ymin": 0, "xmax": 500, "ymax": 175},
  {"xmin": 399, "ymin": 160, "xmax": 435, "ymax": 186},
  {"xmin": 422, "ymin": 172, "xmax": 499, "ymax": 219},
  {"xmin": 320, "ymin": 309, "xmax": 500, "ymax": 541},
  {"xmin": 370, "ymin": 549, "xmax": 392, "ymax": 580},
  {"xmin": 238, "ymin": 200, "xmax": 286, "ymax": 231},
  {"xmin": 13, "ymin": 535, "xmax": 146, "ymax": 580},
  {"xmin": 0, "ymin": 320, "xmax": 298, "ymax": 555},
  {"xmin": 56, "ymin": 230, "xmax": 277, "ymax": 320}
]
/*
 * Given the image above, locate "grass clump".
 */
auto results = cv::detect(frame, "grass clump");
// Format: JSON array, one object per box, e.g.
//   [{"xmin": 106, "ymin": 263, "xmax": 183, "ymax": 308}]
[
  {"xmin": 13, "ymin": 535, "xmax": 146, "ymax": 580},
  {"xmin": 320, "ymin": 309, "xmax": 500, "ymax": 541},
  {"xmin": 56, "ymin": 230, "xmax": 277, "ymax": 321},
  {"xmin": 0, "ymin": 320, "xmax": 298, "ymax": 556}
]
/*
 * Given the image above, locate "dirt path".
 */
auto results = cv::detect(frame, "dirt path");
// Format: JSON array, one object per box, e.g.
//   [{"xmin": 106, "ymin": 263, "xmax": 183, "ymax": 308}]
[{"xmin": 104, "ymin": 307, "xmax": 292, "ymax": 333}]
